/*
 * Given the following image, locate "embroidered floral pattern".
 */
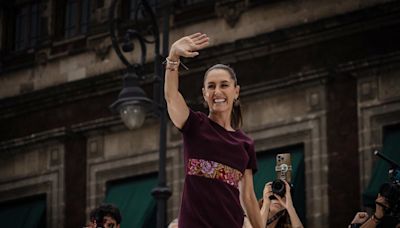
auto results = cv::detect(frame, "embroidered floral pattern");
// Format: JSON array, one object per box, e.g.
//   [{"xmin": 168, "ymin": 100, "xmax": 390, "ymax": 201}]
[{"xmin": 187, "ymin": 158, "xmax": 243, "ymax": 188}]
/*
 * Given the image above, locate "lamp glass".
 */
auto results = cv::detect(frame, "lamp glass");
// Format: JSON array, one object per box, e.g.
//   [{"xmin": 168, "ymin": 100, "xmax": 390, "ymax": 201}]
[{"xmin": 119, "ymin": 104, "xmax": 147, "ymax": 129}]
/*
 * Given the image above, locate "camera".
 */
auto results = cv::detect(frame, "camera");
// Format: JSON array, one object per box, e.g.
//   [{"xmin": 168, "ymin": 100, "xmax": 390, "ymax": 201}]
[
  {"xmin": 271, "ymin": 153, "xmax": 293, "ymax": 198},
  {"xmin": 374, "ymin": 150, "xmax": 400, "ymax": 221}
]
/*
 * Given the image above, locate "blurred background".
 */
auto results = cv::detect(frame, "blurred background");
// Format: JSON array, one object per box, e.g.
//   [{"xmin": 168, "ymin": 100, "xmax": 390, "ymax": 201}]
[{"xmin": 1, "ymin": 0, "xmax": 400, "ymax": 227}]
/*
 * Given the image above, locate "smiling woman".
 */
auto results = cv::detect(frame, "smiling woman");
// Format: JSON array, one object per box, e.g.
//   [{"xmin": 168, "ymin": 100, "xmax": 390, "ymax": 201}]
[
  {"xmin": 164, "ymin": 33, "xmax": 267, "ymax": 228},
  {"xmin": 202, "ymin": 64, "xmax": 242, "ymax": 131}
]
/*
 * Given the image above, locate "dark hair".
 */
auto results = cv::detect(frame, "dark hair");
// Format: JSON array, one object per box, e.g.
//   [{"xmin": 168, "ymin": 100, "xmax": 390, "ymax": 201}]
[
  {"xmin": 275, "ymin": 211, "xmax": 292, "ymax": 228},
  {"xmin": 258, "ymin": 199, "xmax": 292, "ymax": 228},
  {"xmin": 203, "ymin": 64, "xmax": 243, "ymax": 129},
  {"xmin": 377, "ymin": 182, "xmax": 400, "ymax": 227},
  {"xmin": 89, "ymin": 203, "xmax": 122, "ymax": 225}
]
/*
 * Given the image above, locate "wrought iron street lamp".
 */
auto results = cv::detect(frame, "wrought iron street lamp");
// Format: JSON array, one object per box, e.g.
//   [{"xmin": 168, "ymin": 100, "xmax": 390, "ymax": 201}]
[{"xmin": 109, "ymin": 0, "xmax": 172, "ymax": 227}]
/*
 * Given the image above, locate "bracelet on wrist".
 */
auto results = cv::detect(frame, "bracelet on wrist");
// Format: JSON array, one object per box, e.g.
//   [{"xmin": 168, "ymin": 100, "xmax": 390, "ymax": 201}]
[
  {"xmin": 371, "ymin": 214, "xmax": 382, "ymax": 223},
  {"xmin": 163, "ymin": 57, "xmax": 189, "ymax": 71}
]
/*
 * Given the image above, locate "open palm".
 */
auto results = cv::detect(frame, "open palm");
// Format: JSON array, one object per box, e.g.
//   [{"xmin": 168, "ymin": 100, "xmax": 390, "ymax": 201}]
[{"xmin": 170, "ymin": 33, "xmax": 209, "ymax": 58}]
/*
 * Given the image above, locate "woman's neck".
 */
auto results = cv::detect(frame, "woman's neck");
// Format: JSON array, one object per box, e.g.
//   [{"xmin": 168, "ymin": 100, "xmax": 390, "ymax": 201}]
[{"xmin": 209, "ymin": 110, "xmax": 234, "ymax": 131}]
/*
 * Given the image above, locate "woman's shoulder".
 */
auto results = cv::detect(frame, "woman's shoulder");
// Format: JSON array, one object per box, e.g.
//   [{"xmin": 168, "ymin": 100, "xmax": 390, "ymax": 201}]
[
  {"xmin": 235, "ymin": 129, "xmax": 253, "ymax": 140},
  {"xmin": 191, "ymin": 109, "xmax": 207, "ymax": 117},
  {"xmin": 189, "ymin": 109, "xmax": 209, "ymax": 123},
  {"xmin": 182, "ymin": 109, "xmax": 209, "ymax": 129}
]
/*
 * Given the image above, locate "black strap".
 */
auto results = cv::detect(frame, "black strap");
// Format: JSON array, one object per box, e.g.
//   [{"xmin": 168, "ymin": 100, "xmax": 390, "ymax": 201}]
[{"xmin": 267, "ymin": 210, "xmax": 286, "ymax": 225}]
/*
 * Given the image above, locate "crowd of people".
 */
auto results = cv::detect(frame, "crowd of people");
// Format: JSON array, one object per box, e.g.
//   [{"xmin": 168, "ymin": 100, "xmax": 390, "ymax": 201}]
[
  {"xmin": 85, "ymin": 181, "xmax": 400, "ymax": 228},
  {"xmin": 85, "ymin": 33, "xmax": 400, "ymax": 227}
]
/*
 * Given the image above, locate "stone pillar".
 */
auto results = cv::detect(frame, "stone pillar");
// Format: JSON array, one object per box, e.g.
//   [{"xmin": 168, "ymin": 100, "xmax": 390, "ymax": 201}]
[
  {"xmin": 326, "ymin": 74, "xmax": 360, "ymax": 228},
  {"xmin": 64, "ymin": 133, "xmax": 87, "ymax": 228}
]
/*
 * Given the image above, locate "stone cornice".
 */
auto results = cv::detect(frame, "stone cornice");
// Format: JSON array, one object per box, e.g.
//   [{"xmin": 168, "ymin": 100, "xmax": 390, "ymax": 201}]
[
  {"xmin": 0, "ymin": 70, "xmax": 122, "ymax": 119},
  {"xmin": 337, "ymin": 51, "xmax": 400, "ymax": 74},
  {"xmin": 242, "ymin": 51, "xmax": 400, "ymax": 97},
  {"xmin": 0, "ymin": 127, "xmax": 66, "ymax": 152},
  {"xmin": 0, "ymin": 116, "xmax": 122, "ymax": 151},
  {"xmin": 1, "ymin": 1, "xmax": 400, "ymax": 119}
]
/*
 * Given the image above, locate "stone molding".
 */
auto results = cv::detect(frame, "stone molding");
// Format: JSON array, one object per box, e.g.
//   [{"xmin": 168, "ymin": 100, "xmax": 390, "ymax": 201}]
[
  {"xmin": 358, "ymin": 77, "xmax": 400, "ymax": 194},
  {"xmin": 0, "ymin": 116, "xmax": 121, "ymax": 151},
  {"xmin": 250, "ymin": 113, "xmax": 328, "ymax": 228},
  {"xmin": 215, "ymin": 0, "xmax": 249, "ymax": 28},
  {"xmin": 0, "ymin": 171, "xmax": 64, "ymax": 228},
  {"xmin": 86, "ymin": 149, "xmax": 176, "ymax": 219}
]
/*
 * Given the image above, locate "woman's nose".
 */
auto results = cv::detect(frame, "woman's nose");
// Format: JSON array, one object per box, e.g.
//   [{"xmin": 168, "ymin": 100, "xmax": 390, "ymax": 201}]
[{"xmin": 214, "ymin": 86, "xmax": 222, "ymax": 94}]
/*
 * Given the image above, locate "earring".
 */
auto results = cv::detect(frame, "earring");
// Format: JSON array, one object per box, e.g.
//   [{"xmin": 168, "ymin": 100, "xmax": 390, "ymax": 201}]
[
  {"xmin": 203, "ymin": 100, "xmax": 208, "ymax": 108},
  {"xmin": 234, "ymin": 98, "xmax": 240, "ymax": 107}
]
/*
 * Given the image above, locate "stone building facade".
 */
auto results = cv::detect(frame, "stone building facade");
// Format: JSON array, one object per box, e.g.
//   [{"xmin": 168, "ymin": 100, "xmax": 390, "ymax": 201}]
[{"xmin": 1, "ymin": 0, "xmax": 400, "ymax": 227}]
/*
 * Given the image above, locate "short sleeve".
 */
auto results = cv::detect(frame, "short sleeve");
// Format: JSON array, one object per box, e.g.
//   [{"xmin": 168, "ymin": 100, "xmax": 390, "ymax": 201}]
[
  {"xmin": 246, "ymin": 141, "xmax": 258, "ymax": 174},
  {"xmin": 179, "ymin": 109, "xmax": 205, "ymax": 134}
]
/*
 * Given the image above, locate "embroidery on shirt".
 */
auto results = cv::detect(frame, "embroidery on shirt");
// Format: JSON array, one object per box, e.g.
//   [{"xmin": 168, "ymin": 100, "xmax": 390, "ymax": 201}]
[{"xmin": 187, "ymin": 158, "xmax": 243, "ymax": 188}]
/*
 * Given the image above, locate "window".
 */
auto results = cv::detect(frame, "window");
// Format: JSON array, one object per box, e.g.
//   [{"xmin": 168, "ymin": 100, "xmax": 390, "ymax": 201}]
[
  {"xmin": 0, "ymin": 1, "xmax": 47, "ymax": 72},
  {"xmin": 1, "ymin": 1, "xmax": 45, "ymax": 52},
  {"xmin": 64, "ymin": 0, "xmax": 90, "ymax": 38},
  {"xmin": 119, "ymin": 0, "xmax": 158, "ymax": 23},
  {"xmin": 0, "ymin": 195, "xmax": 46, "ymax": 228},
  {"xmin": 173, "ymin": 0, "xmax": 215, "ymax": 27},
  {"xmin": 363, "ymin": 124, "xmax": 400, "ymax": 207},
  {"xmin": 14, "ymin": 2, "xmax": 41, "ymax": 51},
  {"xmin": 178, "ymin": 0, "xmax": 208, "ymax": 7},
  {"xmin": 53, "ymin": 0, "xmax": 90, "ymax": 40},
  {"xmin": 253, "ymin": 144, "xmax": 306, "ymax": 225},
  {"xmin": 105, "ymin": 173, "xmax": 157, "ymax": 227}
]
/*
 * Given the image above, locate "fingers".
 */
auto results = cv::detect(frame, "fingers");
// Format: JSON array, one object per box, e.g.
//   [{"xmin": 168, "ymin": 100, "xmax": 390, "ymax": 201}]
[
  {"xmin": 264, "ymin": 182, "xmax": 272, "ymax": 188},
  {"xmin": 191, "ymin": 33, "xmax": 209, "ymax": 44},
  {"xmin": 193, "ymin": 34, "xmax": 208, "ymax": 42},
  {"xmin": 183, "ymin": 50, "xmax": 199, "ymax": 58},
  {"xmin": 351, "ymin": 212, "xmax": 369, "ymax": 224},
  {"xmin": 196, "ymin": 40, "xmax": 209, "ymax": 50},
  {"xmin": 283, "ymin": 180, "xmax": 291, "ymax": 189},
  {"xmin": 192, "ymin": 33, "xmax": 209, "ymax": 51},
  {"xmin": 263, "ymin": 182, "xmax": 273, "ymax": 200},
  {"xmin": 357, "ymin": 212, "xmax": 368, "ymax": 218},
  {"xmin": 191, "ymin": 33, "xmax": 208, "ymax": 41},
  {"xmin": 274, "ymin": 194, "xmax": 285, "ymax": 205},
  {"xmin": 188, "ymin": 32, "xmax": 202, "ymax": 39},
  {"xmin": 263, "ymin": 182, "xmax": 272, "ymax": 192}
]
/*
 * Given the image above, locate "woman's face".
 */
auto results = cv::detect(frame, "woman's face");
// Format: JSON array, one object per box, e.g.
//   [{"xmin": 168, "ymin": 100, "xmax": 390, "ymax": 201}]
[
  {"xmin": 269, "ymin": 198, "xmax": 285, "ymax": 215},
  {"xmin": 202, "ymin": 69, "xmax": 240, "ymax": 114}
]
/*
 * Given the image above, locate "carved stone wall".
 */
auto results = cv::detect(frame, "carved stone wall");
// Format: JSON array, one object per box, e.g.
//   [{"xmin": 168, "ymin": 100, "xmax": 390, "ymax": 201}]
[
  {"xmin": 0, "ymin": 142, "xmax": 65, "ymax": 228},
  {"xmin": 357, "ymin": 64, "xmax": 400, "ymax": 194},
  {"xmin": 86, "ymin": 122, "xmax": 181, "ymax": 220},
  {"xmin": 243, "ymin": 81, "xmax": 328, "ymax": 228}
]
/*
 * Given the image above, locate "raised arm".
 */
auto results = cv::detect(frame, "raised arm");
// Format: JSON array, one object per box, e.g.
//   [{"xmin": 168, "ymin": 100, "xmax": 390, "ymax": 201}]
[
  {"xmin": 275, "ymin": 181, "xmax": 304, "ymax": 228},
  {"xmin": 240, "ymin": 169, "xmax": 266, "ymax": 228},
  {"xmin": 164, "ymin": 33, "xmax": 209, "ymax": 129},
  {"xmin": 360, "ymin": 193, "xmax": 387, "ymax": 228},
  {"xmin": 260, "ymin": 182, "xmax": 273, "ymax": 226}
]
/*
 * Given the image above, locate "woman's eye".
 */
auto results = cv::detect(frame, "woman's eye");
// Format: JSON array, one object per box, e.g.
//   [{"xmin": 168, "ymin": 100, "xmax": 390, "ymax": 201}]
[{"xmin": 207, "ymin": 85, "xmax": 215, "ymax": 89}]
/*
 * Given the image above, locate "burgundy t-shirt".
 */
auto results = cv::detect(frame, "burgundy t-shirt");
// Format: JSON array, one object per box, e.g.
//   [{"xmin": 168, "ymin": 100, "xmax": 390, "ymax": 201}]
[{"xmin": 178, "ymin": 110, "xmax": 258, "ymax": 228}]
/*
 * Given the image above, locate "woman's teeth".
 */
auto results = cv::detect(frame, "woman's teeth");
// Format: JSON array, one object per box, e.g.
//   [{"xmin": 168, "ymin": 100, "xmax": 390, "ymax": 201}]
[{"xmin": 214, "ymin": 98, "xmax": 226, "ymax": 103}]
